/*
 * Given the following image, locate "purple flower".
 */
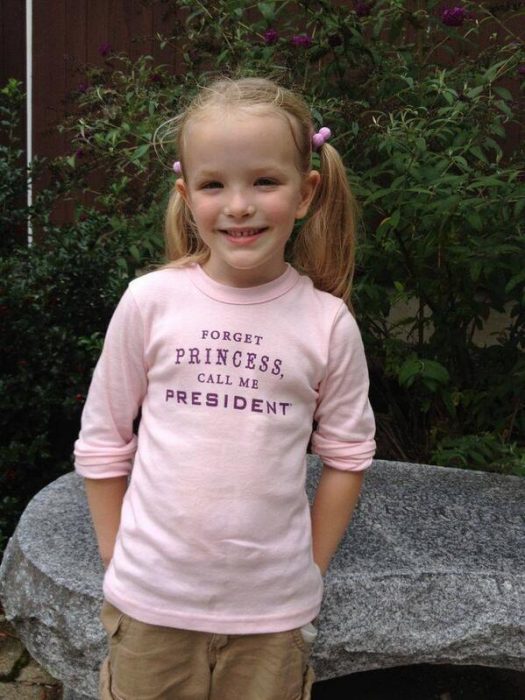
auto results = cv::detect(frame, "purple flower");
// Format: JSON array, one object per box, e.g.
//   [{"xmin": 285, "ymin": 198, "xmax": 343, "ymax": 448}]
[
  {"xmin": 518, "ymin": 65, "xmax": 525, "ymax": 76},
  {"xmin": 75, "ymin": 148, "xmax": 85, "ymax": 158},
  {"xmin": 291, "ymin": 34, "xmax": 312, "ymax": 48},
  {"xmin": 263, "ymin": 29, "xmax": 278, "ymax": 45},
  {"xmin": 441, "ymin": 6, "xmax": 467, "ymax": 27},
  {"xmin": 355, "ymin": 1, "xmax": 372, "ymax": 17},
  {"xmin": 98, "ymin": 42, "xmax": 112, "ymax": 57},
  {"xmin": 78, "ymin": 83, "xmax": 89, "ymax": 93}
]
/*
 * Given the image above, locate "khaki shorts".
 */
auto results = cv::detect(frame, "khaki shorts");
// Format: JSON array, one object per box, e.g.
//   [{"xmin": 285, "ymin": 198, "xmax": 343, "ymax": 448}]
[{"xmin": 99, "ymin": 600, "xmax": 316, "ymax": 700}]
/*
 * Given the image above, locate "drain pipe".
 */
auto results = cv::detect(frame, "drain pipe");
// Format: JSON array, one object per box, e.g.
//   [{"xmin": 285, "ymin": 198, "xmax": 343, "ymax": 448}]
[{"xmin": 26, "ymin": 0, "xmax": 33, "ymax": 245}]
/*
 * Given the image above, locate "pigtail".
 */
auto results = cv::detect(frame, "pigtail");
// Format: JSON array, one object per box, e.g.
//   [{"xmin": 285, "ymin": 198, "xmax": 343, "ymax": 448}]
[
  {"xmin": 293, "ymin": 143, "xmax": 357, "ymax": 306},
  {"xmin": 154, "ymin": 112, "xmax": 209, "ymax": 268},
  {"xmin": 164, "ymin": 186, "xmax": 209, "ymax": 267}
]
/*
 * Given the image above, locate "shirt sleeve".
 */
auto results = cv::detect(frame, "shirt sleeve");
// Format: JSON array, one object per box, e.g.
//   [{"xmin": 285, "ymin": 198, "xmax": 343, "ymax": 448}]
[
  {"xmin": 311, "ymin": 302, "xmax": 376, "ymax": 472},
  {"xmin": 74, "ymin": 285, "xmax": 147, "ymax": 478}
]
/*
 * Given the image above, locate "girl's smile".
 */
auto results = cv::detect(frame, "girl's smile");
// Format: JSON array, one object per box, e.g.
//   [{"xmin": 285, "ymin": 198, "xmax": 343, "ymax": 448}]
[
  {"xmin": 176, "ymin": 111, "xmax": 319, "ymax": 287},
  {"xmin": 219, "ymin": 227, "xmax": 267, "ymax": 241}
]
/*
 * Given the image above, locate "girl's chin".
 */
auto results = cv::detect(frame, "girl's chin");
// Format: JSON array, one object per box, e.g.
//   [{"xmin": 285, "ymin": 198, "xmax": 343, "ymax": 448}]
[{"xmin": 203, "ymin": 258, "xmax": 286, "ymax": 287}]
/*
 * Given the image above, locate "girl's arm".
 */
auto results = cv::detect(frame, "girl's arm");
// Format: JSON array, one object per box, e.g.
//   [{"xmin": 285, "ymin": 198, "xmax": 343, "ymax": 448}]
[
  {"xmin": 310, "ymin": 466, "xmax": 364, "ymax": 575},
  {"xmin": 310, "ymin": 303, "xmax": 375, "ymax": 575},
  {"xmin": 75, "ymin": 286, "xmax": 147, "ymax": 568},
  {"xmin": 84, "ymin": 476, "xmax": 128, "ymax": 569}
]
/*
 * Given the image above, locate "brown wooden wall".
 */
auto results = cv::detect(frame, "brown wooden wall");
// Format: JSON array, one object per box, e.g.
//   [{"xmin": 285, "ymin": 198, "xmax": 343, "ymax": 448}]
[
  {"xmin": 1, "ymin": 0, "xmax": 178, "ymax": 150},
  {"xmin": 1, "ymin": 1, "xmax": 27, "ymax": 150}
]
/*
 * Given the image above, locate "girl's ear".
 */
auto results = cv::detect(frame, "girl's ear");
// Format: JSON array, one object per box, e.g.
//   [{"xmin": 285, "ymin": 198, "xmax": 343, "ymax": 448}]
[
  {"xmin": 296, "ymin": 170, "xmax": 321, "ymax": 220},
  {"xmin": 176, "ymin": 178, "xmax": 189, "ymax": 205}
]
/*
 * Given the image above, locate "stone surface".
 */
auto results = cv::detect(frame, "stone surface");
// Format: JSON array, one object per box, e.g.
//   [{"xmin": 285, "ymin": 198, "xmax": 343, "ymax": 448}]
[
  {"xmin": 0, "ymin": 474, "xmax": 105, "ymax": 698},
  {"xmin": 0, "ymin": 608, "xmax": 63, "ymax": 697},
  {"xmin": 0, "ymin": 459, "xmax": 524, "ymax": 699},
  {"xmin": 315, "ymin": 460, "xmax": 525, "ymax": 678}
]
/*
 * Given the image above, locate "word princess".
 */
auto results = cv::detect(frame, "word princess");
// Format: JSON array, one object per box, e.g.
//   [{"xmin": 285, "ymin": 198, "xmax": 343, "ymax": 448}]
[{"xmin": 173, "ymin": 347, "xmax": 284, "ymax": 377}]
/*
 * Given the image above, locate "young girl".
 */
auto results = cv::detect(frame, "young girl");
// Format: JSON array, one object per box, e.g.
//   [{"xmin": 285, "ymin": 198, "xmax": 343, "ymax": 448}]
[{"xmin": 74, "ymin": 77, "xmax": 376, "ymax": 700}]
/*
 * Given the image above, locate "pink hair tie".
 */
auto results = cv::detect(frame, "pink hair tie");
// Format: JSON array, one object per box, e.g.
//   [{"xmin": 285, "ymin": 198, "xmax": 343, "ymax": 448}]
[
  {"xmin": 312, "ymin": 127, "xmax": 332, "ymax": 150},
  {"xmin": 173, "ymin": 160, "xmax": 182, "ymax": 174}
]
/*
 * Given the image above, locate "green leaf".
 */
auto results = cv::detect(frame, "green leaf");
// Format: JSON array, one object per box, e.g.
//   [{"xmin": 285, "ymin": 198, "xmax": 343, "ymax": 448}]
[
  {"xmin": 466, "ymin": 85, "xmax": 484, "ymax": 99},
  {"xmin": 441, "ymin": 391, "xmax": 457, "ymax": 418},
  {"xmin": 398, "ymin": 358, "xmax": 422, "ymax": 387},
  {"xmin": 482, "ymin": 59, "xmax": 508, "ymax": 84},
  {"xmin": 453, "ymin": 156, "xmax": 468, "ymax": 170},
  {"xmin": 466, "ymin": 211, "xmax": 483, "ymax": 231},
  {"xmin": 469, "ymin": 146, "xmax": 488, "ymax": 164},
  {"xmin": 495, "ymin": 100, "xmax": 513, "ymax": 118},
  {"xmin": 364, "ymin": 188, "xmax": 392, "ymax": 205},
  {"xmin": 398, "ymin": 357, "xmax": 450, "ymax": 389},
  {"xmin": 422, "ymin": 360, "xmax": 450, "ymax": 384},
  {"xmin": 442, "ymin": 90, "xmax": 456, "ymax": 105},
  {"xmin": 376, "ymin": 209, "xmax": 401, "ymax": 237},
  {"xmin": 505, "ymin": 269, "xmax": 525, "ymax": 294},
  {"xmin": 514, "ymin": 198, "xmax": 525, "ymax": 219},
  {"xmin": 130, "ymin": 144, "xmax": 150, "ymax": 161},
  {"xmin": 470, "ymin": 261, "xmax": 482, "ymax": 282},
  {"xmin": 129, "ymin": 245, "xmax": 141, "ymax": 262},
  {"xmin": 258, "ymin": 2, "xmax": 275, "ymax": 21},
  {"xmin": 390, "ymin": 209, "xmax": 401, "ymax": 229},
  {"xmin": 494, "ymin": 86, "xmax": 512, "ymax": 101},
  {"xmin": 415, "ymin": 137, "xmax": 426, "ymax": 153}
]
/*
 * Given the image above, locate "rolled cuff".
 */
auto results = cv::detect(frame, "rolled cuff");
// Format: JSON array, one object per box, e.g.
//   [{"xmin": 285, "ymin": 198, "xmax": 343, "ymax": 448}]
[
  {"xmin": 74, "ymin": 436, "xmax": 137, "ymax": 478},
  {"xmin": 74, "ymin": 462, "xmax": 133, "ymax": 478},
  {"xmin": 311, "ymin": 436, "xmax": 376, "ymax": 472}
]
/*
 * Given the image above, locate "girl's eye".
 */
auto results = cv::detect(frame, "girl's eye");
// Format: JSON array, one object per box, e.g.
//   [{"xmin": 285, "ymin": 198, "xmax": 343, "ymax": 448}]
[
  {"xmin": 255, "ymin": 178, "xmax": 278, "ymax": 187},
  {"xmin": 201, "ymin": 181, "xmax": 223, "ymax": 189}
]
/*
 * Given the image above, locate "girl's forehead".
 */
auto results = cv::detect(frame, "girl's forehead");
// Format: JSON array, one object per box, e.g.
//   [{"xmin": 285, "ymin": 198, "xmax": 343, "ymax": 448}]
[
  {"xmin": 184, "ymin": 106, "xmax": 300, "ymax": 145},
  {"xmin": 181, "ymin": 109, "xmax": 306, "ymax": 173}
]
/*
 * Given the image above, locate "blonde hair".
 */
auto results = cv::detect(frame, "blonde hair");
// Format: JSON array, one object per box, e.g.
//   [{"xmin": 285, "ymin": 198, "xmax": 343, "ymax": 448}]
[{"xmin": 154, "ymin": 77, "xmax": 357, "ymax": 304}]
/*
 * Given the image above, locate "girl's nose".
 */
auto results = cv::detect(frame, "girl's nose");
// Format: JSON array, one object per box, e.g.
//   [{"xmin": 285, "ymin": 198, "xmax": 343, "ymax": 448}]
[{"xmin": 224, "ymin": 192, "xmax": 255, "ymax": 218}]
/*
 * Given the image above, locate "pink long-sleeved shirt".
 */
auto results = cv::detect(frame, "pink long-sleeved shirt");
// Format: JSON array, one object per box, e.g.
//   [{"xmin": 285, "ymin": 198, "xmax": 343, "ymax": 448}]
[{"xmin": 74, "ymin": 263, "xmax": 375, "ymax": 633}]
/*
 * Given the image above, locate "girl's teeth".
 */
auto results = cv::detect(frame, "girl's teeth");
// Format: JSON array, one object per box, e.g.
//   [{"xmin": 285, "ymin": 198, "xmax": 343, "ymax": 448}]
[{"xmin": 228, "ymin": 230, "xmax": 260, "ymax": 238}]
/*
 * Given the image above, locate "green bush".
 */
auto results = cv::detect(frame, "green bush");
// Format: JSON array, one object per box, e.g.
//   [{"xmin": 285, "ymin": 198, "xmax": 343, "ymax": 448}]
[
  {"xmin": 0, "ymin": 75, "xmax": 166, "ymax": 552},
  {"xmin": 0, "ymin": 79, "xmax": 28, "ymax": 254},
  {"xmin": 0, "ymin": 214, "xmax": 143, "ymax": 551},
  {"xmin": 0, "ymin": 79, "xmax": 68, "ymax": 255}
]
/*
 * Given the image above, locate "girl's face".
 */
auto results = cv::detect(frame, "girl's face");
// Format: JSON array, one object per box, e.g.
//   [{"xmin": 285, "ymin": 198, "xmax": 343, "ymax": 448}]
[{"xmin": 176, "ymin": 110, "xmax": 320, "ymax": 287}]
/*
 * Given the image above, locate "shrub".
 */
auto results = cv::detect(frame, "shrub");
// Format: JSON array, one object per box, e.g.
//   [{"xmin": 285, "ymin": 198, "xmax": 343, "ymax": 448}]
[
  {"xmin": 0, "ymin": 212, "xmax": 147, "ymax": 551},
  {"xmin": 0, "ymin": 79, "xmax": 70, "ymax": 254},
  {"xmin": 0, "ymin": 81, "xmax": 165, "ymax": 551}
]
